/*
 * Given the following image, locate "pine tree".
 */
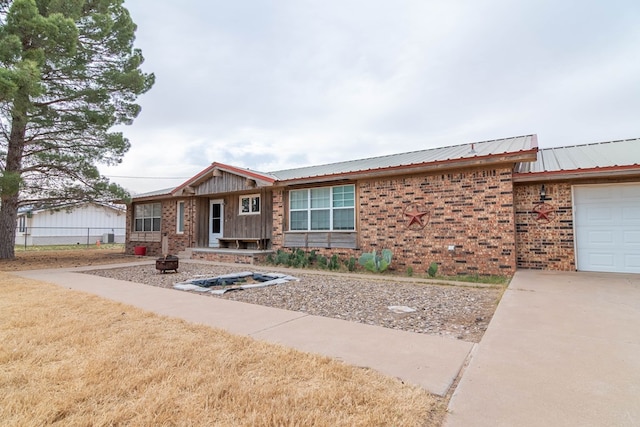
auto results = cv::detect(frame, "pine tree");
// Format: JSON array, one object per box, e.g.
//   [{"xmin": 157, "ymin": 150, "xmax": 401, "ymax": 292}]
[{"xmin": 0, "ymin": 0, "xmax": 154, "ymax": 258}]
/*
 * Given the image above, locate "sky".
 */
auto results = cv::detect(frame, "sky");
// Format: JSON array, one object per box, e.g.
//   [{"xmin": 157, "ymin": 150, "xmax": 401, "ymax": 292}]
[{"xmin": 104, "ymin": 0, "xmax": 640, "ymax": 194}]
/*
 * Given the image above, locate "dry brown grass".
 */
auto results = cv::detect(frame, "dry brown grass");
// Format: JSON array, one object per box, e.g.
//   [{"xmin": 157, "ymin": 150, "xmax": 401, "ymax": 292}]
[
  {"xmin": 0, "ymin": 272, "xmax": 445, "ymax": 426},
  {"xmin": 0, "ymin": 247, "xmax": 135, "ymax": 271}
]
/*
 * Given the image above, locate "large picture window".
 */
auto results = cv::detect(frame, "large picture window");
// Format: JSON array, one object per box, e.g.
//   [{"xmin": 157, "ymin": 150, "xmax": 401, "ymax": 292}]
[
  {"xmin": 134, "ymin": 203, "xmax": 161, "ymax": 232},
  {"xmin": 289, "ymin": 184, "xmax": 355, "ymax": 231}
]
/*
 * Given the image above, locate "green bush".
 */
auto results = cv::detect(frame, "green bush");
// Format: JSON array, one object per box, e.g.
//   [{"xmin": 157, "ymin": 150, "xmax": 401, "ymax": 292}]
[
  {"xmin": 274, "ymin": 249, "xmax": 290, "ymax": 266},
  {"xmin": 265, "ymin": 249, "xmax": 348, "ymax": 271},
  {"xmin": 328, "ymin": 254, "xmax": 339, "ymax": 270},
  {"xmin": 427, "ymin": 262, "xmax": 438, "ymax": 277},
  {"xmin": 346, "ymin": 256, "xmax": 357, "ymax": 272},
  {"xmin": 289, "ymin": 249, "xmax": 307, "ymax": 268},
  {"xmin": 358, "ymin": 249, "xmax": 393, "ymax": 273},
  {"xmin": 406, "ymin": 266, "xmax": 413, "ymax": 277},
  {"xmin": 317, "ymin": 256, "xmax": 328, "ymax": 269}
]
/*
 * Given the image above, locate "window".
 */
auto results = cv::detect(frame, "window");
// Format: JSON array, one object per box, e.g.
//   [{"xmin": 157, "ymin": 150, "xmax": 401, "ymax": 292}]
[
  {"xmin": 239, "ymin": 194, "xmax": 260, "ymax": 215},
  {"xmin": 177, "ymin": 201, "xmax": 185, "ymax": 233},
  {"xmin": 134, "ymin": 203, "xmax": 161, "ymax": 232},
  {"xmin": 18, "ymin": 216, "xmax": 26, "ymax": 233},
  {"xmin": 289, "ymin": 184, "xmax": 355, "ymax": 231}
]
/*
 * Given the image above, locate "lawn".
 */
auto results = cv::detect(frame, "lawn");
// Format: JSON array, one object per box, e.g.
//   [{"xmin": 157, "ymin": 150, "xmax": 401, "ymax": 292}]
[{"xmin": 0, "ymin": 272, "xmax": 445, "ymax": 426}]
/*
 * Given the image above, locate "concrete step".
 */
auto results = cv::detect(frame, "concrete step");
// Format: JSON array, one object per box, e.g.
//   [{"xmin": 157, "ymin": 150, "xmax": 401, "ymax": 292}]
[{"xmin": 176, "ymin": 248, "xmax": 193, "ymax": 259}]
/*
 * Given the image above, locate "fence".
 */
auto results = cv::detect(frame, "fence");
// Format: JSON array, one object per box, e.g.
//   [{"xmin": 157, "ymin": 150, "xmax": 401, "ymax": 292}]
[{"xmin": 15, "ymin": 226, "xmax": 127, "ymax": 248}]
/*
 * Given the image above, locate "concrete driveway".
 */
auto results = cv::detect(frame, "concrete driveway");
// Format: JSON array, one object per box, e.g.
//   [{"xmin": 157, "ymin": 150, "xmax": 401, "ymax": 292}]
[{"xmin": 445, "ymin": 269, "xmax": 640, "ymax": 427}]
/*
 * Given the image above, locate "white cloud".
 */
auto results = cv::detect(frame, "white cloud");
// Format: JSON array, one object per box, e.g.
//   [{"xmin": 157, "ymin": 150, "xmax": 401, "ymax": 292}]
[{"xmin": 111, "ymin": 0, "xmax": 640, "ymax": 193}]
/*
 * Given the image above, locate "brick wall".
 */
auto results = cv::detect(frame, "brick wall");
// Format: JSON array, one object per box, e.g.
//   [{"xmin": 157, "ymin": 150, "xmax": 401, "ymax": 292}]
[
  {"xmin": 271, "ymin": 166, "xmax": 517, "ymax": 276},
  {"xmin": 125, "ymin": 199, "xmax": 194, "ymax": 257},
  {"xmin": 514, "ymin": 182, "xmax": 575, "ymax": 270},
  {"xmin": 271, "ymin": 189, "xmax": 285, "ymax": 248},
  {"xmin": 514, "ymin": 178, "xmax": 640, "ymax": 271},
  {"xmin": 359, "ymin": 167, "xmax": 516, "ymax": 276}
]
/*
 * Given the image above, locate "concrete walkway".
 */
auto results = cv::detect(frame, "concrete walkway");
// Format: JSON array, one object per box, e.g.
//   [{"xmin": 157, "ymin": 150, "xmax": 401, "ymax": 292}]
[
  {"xmin": 445, "ymin": 269, "xmax": 640, "ymax": 427},
  {"xmin": 14, "ymin": 262, "xmax": 473, "ymax": 397}
]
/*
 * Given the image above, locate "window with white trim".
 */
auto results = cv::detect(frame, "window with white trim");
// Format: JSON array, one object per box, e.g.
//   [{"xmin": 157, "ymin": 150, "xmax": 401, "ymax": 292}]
[
  {"xmin": 134, "ymin": 203, "xmax": 161, "ymax": 232},
  {"xmin": 177, "ymin": 201, "xmax": 185, "ymax": 233},
  {"xmin": 18, "ymin": 216, "xmax": 26, "ymax": 233},
  {"xmin": 289, "ymin": 184, "xmax": 355, "ymax": 231},
  {"xmin": 239, "ymin": 194, "xmax": 260, "ymax": 215}
]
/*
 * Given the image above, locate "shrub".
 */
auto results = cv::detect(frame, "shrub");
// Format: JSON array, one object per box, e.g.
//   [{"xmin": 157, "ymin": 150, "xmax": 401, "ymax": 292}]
[
  {"xmin": 427, "ymin": 262, "xmax": 438, "ymax": 278},
  {"xmin": 329, "ymin": 254, "xmax": 340, "ymax": 271},
  {"xmin": 290, "ymin": 249, "xmax": 308, "ymax": 268},
  {"xmin": 346, "ymin": 256, "xmax": 357, "ymax": 272},
  {"xmin": 358, "ymin": 249, "xmax": 392, "ymax": 273},
  {"xmin": 317, "ymin": 256, "xmax": 328, "ymax": 269},
  {"xmin": 406, "ymin": 266, "xmax": 413, "ymax": 277},
  {"xmin": 274, "ymin": 249, "xmax": 290, "ymax": 266}
]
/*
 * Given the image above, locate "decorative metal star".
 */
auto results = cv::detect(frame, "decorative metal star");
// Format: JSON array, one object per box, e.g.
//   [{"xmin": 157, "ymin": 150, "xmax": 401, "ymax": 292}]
[
  {"xmin": 404, "ymin": 205, "xmax": 429, "ymax": 229},
  {"xmin": 532, "ymin": 203, "xmax": 555, "ymax": 224}
]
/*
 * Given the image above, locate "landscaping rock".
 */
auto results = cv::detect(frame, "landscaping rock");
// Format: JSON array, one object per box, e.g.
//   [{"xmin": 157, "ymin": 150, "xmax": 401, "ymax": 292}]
[{"xmin": 84, "ymin": 263, "xmax": 503, "ymax": 343}]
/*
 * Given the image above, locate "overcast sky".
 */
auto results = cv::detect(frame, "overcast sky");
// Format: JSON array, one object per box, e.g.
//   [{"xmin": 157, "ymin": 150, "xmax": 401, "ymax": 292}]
[{"xmin": 104, "ymin": 0, "xmax": 640, "ymax": 194}]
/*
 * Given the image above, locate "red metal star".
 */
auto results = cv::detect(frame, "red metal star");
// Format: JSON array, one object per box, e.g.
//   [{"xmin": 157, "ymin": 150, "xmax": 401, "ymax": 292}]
[
  {"xmin": 533, "ymin": 203, "xmax": 555, "ymax": 223},
  {"xmin": 404, "ymin": 206, "xmax": 429, "ymax": 228}
]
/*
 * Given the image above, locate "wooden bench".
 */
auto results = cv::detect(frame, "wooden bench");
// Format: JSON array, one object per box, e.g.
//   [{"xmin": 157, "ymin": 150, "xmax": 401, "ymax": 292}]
[{"xmin": 217, "ymin": 237, "xmax": 268, "ymax": 250}]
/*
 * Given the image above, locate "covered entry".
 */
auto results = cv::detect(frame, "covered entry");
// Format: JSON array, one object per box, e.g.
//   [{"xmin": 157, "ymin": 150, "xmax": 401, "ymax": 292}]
[{"xmin": 573, "ymin": 183, "xmax": 640, "ymax": 273}]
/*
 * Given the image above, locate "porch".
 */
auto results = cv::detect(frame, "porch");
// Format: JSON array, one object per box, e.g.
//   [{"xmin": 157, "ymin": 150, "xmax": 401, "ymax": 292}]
[{"xmin": 179, "ymin": 247, "xmax": 274, "ymax": 265}]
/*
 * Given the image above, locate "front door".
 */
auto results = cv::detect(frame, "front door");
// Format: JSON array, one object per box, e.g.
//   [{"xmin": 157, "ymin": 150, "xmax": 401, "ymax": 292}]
[{"xmin": 209, "ymin": 200, "xmax": 224, "ymax": 247}]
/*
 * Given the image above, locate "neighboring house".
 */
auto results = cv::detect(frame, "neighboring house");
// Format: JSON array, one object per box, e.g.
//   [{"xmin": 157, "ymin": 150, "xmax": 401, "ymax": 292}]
[
  {"xmin": 16, "ymin": 202, "xmax": 126, "ymax": 246},
  {"xmin": 125, "ymin": 135, "xmax": 640, "ymax": 275}
]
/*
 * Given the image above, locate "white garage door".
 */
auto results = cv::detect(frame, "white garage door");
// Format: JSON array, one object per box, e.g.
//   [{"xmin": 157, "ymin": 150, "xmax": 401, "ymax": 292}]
[{"xmin": 574, "ymin": 183, "xmax": 640, "ymax": 273}]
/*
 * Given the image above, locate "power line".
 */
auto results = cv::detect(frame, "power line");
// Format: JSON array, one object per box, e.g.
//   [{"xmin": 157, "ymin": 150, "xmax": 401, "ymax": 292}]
[{"xmin": 105, "ymin": 175, "xmax": 190, "ymax": 180}]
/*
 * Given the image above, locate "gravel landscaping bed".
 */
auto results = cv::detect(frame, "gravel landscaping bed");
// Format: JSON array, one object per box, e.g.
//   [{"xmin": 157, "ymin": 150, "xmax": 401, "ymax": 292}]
[{"xmin": 84, "ymin": 261, "xmax": 505, "ymax": 343}]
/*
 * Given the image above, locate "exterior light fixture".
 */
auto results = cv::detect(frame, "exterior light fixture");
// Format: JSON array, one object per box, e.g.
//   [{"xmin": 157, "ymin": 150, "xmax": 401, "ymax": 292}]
[{"xmin": 540, "ymin": 184, "xmax": 546, "ymax": 201}]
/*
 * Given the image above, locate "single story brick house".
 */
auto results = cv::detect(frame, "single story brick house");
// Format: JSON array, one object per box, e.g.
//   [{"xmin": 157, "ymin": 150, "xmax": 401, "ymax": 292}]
[{"xmin": 126, "ymin": 135, "xmax": 640, "ymax": 275}]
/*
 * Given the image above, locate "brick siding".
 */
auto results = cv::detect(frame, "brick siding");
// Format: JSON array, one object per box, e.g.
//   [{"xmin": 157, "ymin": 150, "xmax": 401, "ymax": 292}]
[
  {"xmin": 127, "ymin": 168, "xmax": 639, "ymax": 274},
  {"xmin": 359, "ymin": 167, "xmax": 516, "ymax": 276},
  {"xmin": 125, "ymin": 199, "xmax": 193, "ymax": 257},
  {"xmin": 271, "ymin": 190, "xmax": 285, "ymax": 248},
  {"xmin": 514, "ymin": 182, "xmax": 576, "ymax": 270},
  {"xmin": 271, "ymin": 166, "xmax": 517, "ymax": 276}
]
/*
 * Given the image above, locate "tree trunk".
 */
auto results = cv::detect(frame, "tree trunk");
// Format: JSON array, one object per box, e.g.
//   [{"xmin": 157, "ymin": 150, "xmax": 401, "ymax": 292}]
[
  {"xmin": 0, "ymin": 194, "xmax": 19, "ymax": 259},
  {"xmin": 0, "ymin": 92, "xmax": 28, "ymax": 259}
]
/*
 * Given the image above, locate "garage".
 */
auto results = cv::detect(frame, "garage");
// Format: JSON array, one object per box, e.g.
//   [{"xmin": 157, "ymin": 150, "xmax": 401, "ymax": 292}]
[{"xmin": 573, "ymin": 183, "xmax": 640, "ymax": 273}]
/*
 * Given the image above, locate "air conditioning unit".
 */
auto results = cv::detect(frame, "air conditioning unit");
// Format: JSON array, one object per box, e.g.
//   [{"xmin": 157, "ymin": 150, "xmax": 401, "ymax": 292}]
[{"xmin": 102, "ymin": 233, "xmax": 115, "ymax": 243}]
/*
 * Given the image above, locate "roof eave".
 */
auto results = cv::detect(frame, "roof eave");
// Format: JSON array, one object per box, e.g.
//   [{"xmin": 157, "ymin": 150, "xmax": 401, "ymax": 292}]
[
  {"xmin": 213, "ymin": 163, "xmax": 276, "ymax": 184},
  {"xmin": 513, "ymin": 165, "xmax": 640, "ymax": 182},
  {"xmin": 131, "ymin": 192, "xmax": 174, "ymax": 202},
  {"xmin": 171, "ymin": 162, "xmax": 275, "ymax": 196}
]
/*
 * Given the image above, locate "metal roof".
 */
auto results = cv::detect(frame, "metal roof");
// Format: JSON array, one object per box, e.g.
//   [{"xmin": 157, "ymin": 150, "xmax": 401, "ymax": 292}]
[
  {"xmin": 132, "ymin": 187, "xmax": 175, "ymax": 200},
  {"xmin": 132, "ymin": 134, "xmax": 538, "ymax": 200},
  {"xmin": 271, "ymin": 134, "xmax": 537, "ymax": 181},
  {"xmin": 18, "ymin": 201, "xmax": 126, "ymax": 214},
  {"xmin": 514, "ymin": 138, "xmax": 640, "ymax": 175}
]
